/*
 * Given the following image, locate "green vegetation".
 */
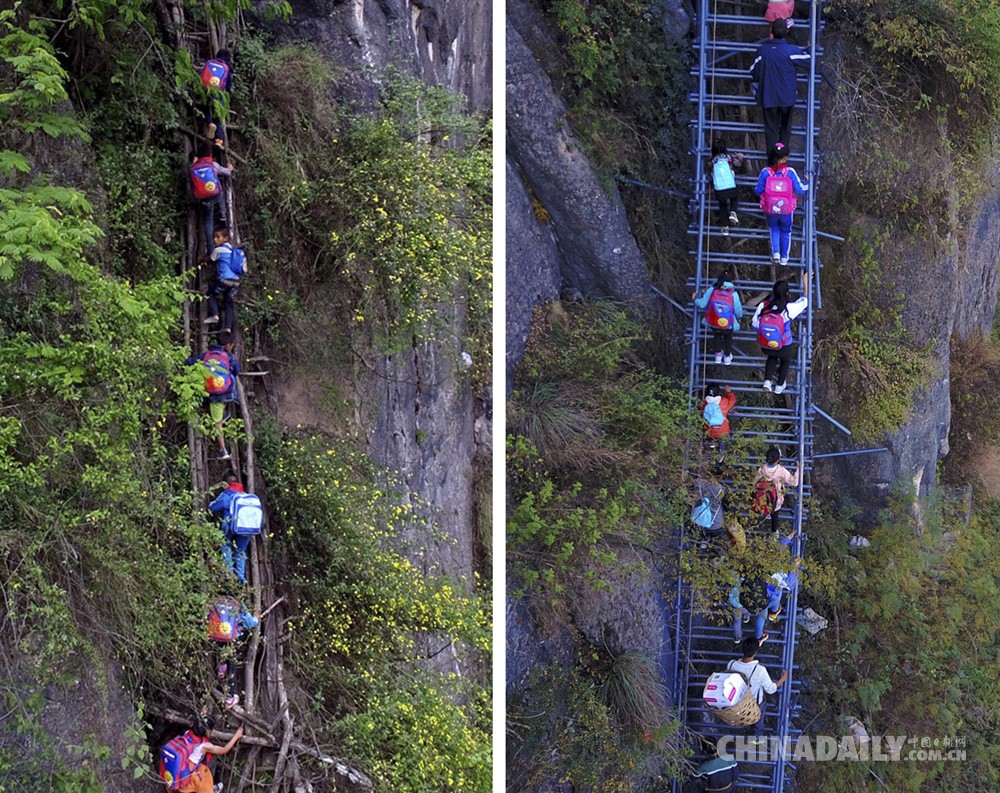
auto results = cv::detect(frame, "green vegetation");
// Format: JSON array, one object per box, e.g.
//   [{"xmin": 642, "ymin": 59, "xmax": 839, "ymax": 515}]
[
  {"xmin": 800, "ymin": 495, "xmax": 1000, "ymax": 792},
  {"xmin": 815, "ymin": 225, "xmax": 935, "ymax": 442},
  {"xmin": 234, "ymin": 45, "xmax": 491, "ymax": 385},
  {"xmin": 0, "ymin": 1, "xmax": 491, "ymax": 790},
  {"xmin": 507, "ymin": 302, "xmax": 688, "ymax": 788},
  {"xmin": 258, "ymin": 428, "xmax": 491, "ymax": 792}
]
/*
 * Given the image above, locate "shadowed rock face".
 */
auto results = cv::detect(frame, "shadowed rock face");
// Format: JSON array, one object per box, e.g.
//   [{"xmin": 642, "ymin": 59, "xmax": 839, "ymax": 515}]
[
  {"xmin": 506, "ymin": 12, "xmax": 652, "ymax": 315},
  {"xmin": 505, "ymin": 155, "xmax": 561, "ymax": 391},
  {"xmin": 263, "ymin": 0, "xmax": 492, "ymax": 111},
  {"xmin": 812, "ymin": 35, "xmax": 1000, "ymax": 525}
]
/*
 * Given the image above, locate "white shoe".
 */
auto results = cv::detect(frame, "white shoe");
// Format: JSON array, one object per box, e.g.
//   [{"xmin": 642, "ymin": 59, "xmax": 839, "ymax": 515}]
[
  {"xmin": 729, "ymin": 211, "xmax": 739, "ymax": 225},
  {"xmin": 723, "ymin": 354, "xmax": 733, "ymax": 366},
  {"xmin": 214, "ymin": 784, "xmax": 224, "ymax": 793},
  {"xmin": 773, "ymin": 382, "xmax": 787, "ymax": 395},
  {"xmin": 722, "ymin": 226, "xmax": 730, "ymax": 237},
  {"xmin": 763, "ymin": 380, "xmax": 773, "ymax": 392},
  {"xmin": 772, "ymin": 253, "xmax": 781, "ymax": 265},
  {"xmin": 715, "ymin": 352, "xmax": 723, "ymax": 364},
  {"xmin": 779, "ymin": 257, "xmax": 789, "ymax": 266}
]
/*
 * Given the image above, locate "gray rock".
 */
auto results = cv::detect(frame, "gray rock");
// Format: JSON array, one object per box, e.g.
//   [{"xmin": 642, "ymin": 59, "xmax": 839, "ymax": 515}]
[
  {"xmin": 262, "ymin": 0, "xmax": 492, "ymax": 111},
  {"xmin": 506, "ymin": 17, "xmax": 652, "ymax": 310},
  {"xmin": 505, "ymin": 155, "xmax": 561, "ymax": 391}
]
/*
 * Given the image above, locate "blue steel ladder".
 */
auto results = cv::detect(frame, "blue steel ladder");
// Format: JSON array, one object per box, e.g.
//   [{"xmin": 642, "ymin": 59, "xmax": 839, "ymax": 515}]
[{"xmin": 670, "ymin": 1, "xmax": 824, "ymax": 791}]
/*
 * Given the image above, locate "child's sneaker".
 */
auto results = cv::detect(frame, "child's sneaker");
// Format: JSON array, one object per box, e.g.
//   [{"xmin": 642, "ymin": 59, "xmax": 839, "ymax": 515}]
[
  {"xmin": 218, "ymin": 448, "xmax": 231, "ymax": 461},
  {"xmin": 715, "ymin": 351, "xmax": 724, "ymax": 364},
  {"xmin": 204, "ymin": 315, "xmax": 220, "ymax": 324},
  {"xmin": 225, "ymin": 694, "xmax": 239, "ymax": 709},
  {"xmin": 723, "ymin": 354, "xmax": 733, "ymax": 366},
  {"xmin": 722, "ymin": 225, "xmax": 730, "ymax": 237},
  {"xmin": 763, "ymin": 380, "xmax": 773, "ymax": 393},
  {"xmin": 779, "ymin": 257, "xmax": 789, "ymax": 266},
  {"xmin": 773, "ymin": 382, "xmax": 787, "ymax": 395},
  {"xmin": 772, "ymin": 253, "xmax": 781, "ymax": 265},
  {"xmin": 216, "ymin": 662, "xmax": 228, "ymax": 680},
  {"xmin": 207, "ymin": 123, "xmax": 218, "ymax": 139},
  {"xmin": 734, "ymin": 637, "xmax": 744, "ymax": 645},
  {"xmin": 758, "ymin": 631, "xmax": 769, "ymax": 646},
  {"xmin": 769, "ymin": 607, "xmax": 783, "ymax": 622},
  {"xmin": 214, "ymin": 784, "xmax": 224, "ymax": 793},
  {"xmin": 729, "ymin": 211, "xmax": 739, "ymax": 225}
]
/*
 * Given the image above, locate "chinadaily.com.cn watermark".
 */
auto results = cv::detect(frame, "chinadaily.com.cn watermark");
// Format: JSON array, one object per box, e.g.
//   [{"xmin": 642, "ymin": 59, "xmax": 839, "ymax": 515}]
[{"xmin": 717, "ymin": 735, "xmax": 968, "ymax": 762}]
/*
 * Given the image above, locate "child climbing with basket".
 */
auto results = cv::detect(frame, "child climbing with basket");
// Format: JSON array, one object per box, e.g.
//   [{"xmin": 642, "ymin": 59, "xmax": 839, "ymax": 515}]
[
  {"xmin": 754, "ymin": 142, "xmax": 809, "ymax": 265},
  {"xmin": 709, "ymin": 138, "xmax": 745, "ymax": 236}
]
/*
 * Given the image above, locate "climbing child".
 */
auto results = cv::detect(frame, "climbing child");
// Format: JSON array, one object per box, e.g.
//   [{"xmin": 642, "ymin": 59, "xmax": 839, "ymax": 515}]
[
  {"xmin": 205, "ymin": 227, "xmax": 247, "ymax": 333},
  {"xmin": 754, "ymin": 142, "xmax": 809, "ymax": 265},
  {"xmin": 708, "ymin": 139, "xmax": 745, "ymax": 236},
  {"xmin": 190, "ymin": 143, "xmax": 234, "ymax": 256},
  {"xmin": 701, "ymin": 384, "xmax": 737, "ymax": 440},
  {"xmin": 209, "ymin": 473, "xmax": 261, "ymax": 583},
  {"xmin": 751, "ymin": 270, "xmax": 808, "ymax": 394},
  {"xmin": 693, "ymin": 268, "xmax": 744, "ymax": 365},
  {"xmin": 201, "ymin": 48, "xmax": 233, "ymax": 160},
  {"xmin": 187, "ymin": 331, "xmax": 242, "ymax": 460},
  {"xmin": 160, "ymin": 714, "xmax": 244, "ymax": 793},
  {"xmin": 752, "ymin": 446, "xmax": 800, "ymax": 534},
  {"xmin": 207, "ymin": 595, "xmax": 260, "ymax": 709}
]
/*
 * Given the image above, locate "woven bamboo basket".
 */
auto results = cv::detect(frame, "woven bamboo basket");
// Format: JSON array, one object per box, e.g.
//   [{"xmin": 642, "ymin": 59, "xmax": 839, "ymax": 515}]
[{"xmin": 707, "ymin": 686, "xmax": 761, "ymax": 726}]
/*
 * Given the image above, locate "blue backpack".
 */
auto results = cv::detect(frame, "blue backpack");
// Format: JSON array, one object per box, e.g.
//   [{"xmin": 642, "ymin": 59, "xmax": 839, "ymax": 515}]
[
  {"xmin": 703, "ymin": 401, "xmax": 725, "ymax": 428},
  {"xmin": 691, "ymin": 497, "xmax": 719, "ymax": 528},
  {"xmin": 228, "ymin": 492, "xmax": 263, "ymax": 536},
  {"xmin": 230, "ymin": 247, "xmax": 247, "ymax": 277},
  {"xmin": 712, "ymin": 157, "xmax": 736, "ymax": 191},
  {"xmin": 757, "ymin": 309, "xmax": 791, "ymax": 350}
]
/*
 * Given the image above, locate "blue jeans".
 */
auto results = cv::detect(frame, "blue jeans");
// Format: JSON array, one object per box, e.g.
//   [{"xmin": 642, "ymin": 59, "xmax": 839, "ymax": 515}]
[
  {"xmin": 754, "ymin": 591, "xmax": 784, "ymax": 638},
  {"xmin": 222, "ymin": 533, "xmax": 252, "ymax": 583},
  {"xmin": 767, "ymin": 213, "xmax": 793, "ymax": 259}
]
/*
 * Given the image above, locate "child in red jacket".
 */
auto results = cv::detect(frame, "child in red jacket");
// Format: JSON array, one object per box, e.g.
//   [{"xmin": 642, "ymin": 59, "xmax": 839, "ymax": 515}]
[{"xmin": 701, "ymin": 384, "xmax": 737, "ymax": 439}]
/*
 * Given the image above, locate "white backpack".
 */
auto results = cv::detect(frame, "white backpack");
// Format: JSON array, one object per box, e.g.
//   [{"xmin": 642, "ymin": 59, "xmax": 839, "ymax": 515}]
[{"xmin": 228, "ymin": 493, "xmax": 263, "ymax": 536}]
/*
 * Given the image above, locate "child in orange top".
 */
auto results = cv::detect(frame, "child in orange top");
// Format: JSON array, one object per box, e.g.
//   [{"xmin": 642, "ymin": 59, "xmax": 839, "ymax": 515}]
[{"xmin": 701, "ymin": 384, "xmax": 737, "ymax": 439}]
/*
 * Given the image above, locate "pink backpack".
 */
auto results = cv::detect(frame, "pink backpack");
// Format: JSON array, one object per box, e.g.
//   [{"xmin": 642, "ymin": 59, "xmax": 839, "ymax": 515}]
[{"xmin": 760, "ymin": 167, "xmax": 796, "ymax": 215}]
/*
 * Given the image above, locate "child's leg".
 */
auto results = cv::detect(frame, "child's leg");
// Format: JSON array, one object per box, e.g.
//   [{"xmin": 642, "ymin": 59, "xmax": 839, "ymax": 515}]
[
  {"xmin": 779, "ymin": 214, "xmax": 793, "ymax": 259},
  {"xmin": 764, "ymin": 354, "xmax": 778, "ymax": 383},
  {"xmin": 209, "ymin": 401, "xmax": 226, "ymax": 452},
  {"xmin": 718, "ymin": 195, "xmax": 730, "ymax": 224},
  {"xmin": 776, "ymin": 347, "xmax": 792, "ymax": 385},
  {"xmin": 721, "ymin": 330, "xmax": 733, "ymax": 356},
  {"xmin": 222, "ymin": 285, "xmax": 238, "ymax": 331},
  {"xmin": 711, "ymin": 331, "xmax": 724, "ymax": 355},
  {"xmin": 767, "ymin": 215, "xmax": 781, "ymax": 256},
  {"xmin": 201, "ymin": 202, "xmax": 215, "ymax": 256},
  {"xmin": 206, "ymin": 283, "xmax": 222, "ymax": 321}
]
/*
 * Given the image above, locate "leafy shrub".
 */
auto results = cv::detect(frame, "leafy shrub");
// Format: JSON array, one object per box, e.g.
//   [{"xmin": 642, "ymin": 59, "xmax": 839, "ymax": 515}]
[{"xmin": 257, "ymin": 426, "xmax": 491, "ymax": 791}]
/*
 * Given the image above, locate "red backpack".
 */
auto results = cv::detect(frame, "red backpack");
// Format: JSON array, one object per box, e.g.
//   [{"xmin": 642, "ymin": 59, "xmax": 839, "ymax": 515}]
[
  {"xmin": 706, "ymin": 288, "xmax": 735, "ymax": 329},
  {"xmin": 159, "ymin": 731, "xmax": 207, "ymax": 790},
  {"xmin": 760, "ymin": 167, "xmax": 796, "ymax": 215},
  {"xmin": 201, "ymin": 59, "xmax": 230, "ymax": 89},
  {"xmin": 751, "ymin": 479, "xmax": 778, "ymax": 516},
  {"xmin": 190, "ymin": 157, "xmax": 220, "ymax": 200}
]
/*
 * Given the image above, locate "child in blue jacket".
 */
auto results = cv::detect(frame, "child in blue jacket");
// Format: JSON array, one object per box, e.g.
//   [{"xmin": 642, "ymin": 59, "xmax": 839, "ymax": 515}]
[
  {"xmin": 204, "ymin": 227, "xmax": 246, "ymax": 333},
  {"xmin": 754, "ymin": 143, "xmax": 809, "ymax": 266},
  {"xmin": 693, "ymin": 268, "xmax": 744, "ymax": 365}
]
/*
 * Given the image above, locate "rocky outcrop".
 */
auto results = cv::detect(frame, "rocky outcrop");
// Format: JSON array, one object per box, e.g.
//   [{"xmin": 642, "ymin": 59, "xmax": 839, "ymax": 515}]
[
  {"xmin": 506, "ymin": 10, "xmax": 652, "ymax": 314},
  {"xmin": 263, "ymin": 0, "xmax": 492, "ymax": 111},
  {"xmin": 506, "ymin": 155, "xmax": 561, "ymax": 390},
  {"xmin": 814, "ymin": 38, "xmax": 1000, "ymax": 522}
]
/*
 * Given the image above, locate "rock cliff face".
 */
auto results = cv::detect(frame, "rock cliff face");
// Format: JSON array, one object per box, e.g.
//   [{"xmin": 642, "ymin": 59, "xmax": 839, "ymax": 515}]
[
  {"xmin": 266, "ymin": 0, "xmax": 492, "ymax": 111},
  {"xmin": 813, "ymin": 36, "xmax": 1000, "ymax": 521},
  {"xmin": 506, "ymin": 2, "xmax": 652, "ymax": 330},
  {"xmin": 264, "ymin": 0, "xmax": 493, "ymax": 582}
]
